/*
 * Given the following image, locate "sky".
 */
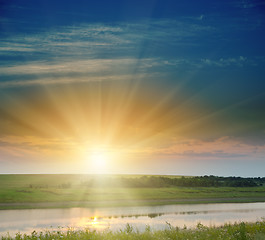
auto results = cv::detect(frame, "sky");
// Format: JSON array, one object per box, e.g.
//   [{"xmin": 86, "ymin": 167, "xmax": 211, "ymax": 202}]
[{"xmin": 0, "ymin": 0, "xmax": 265, "ymax": 176}]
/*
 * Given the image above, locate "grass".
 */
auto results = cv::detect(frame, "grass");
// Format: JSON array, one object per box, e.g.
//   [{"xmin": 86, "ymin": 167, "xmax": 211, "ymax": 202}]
[
  {"xmin": 1, "ymin": 221, "xmax": 265, "ymax": 240},
  {"xmin": 1, "ymin": 174, "xmax": 265, "ymax": 209}
]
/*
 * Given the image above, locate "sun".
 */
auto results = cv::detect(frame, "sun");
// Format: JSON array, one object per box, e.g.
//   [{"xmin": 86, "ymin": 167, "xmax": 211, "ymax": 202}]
[{"xmin": 90, "ymin": 150, "xmax": 108, "ymax": 173}]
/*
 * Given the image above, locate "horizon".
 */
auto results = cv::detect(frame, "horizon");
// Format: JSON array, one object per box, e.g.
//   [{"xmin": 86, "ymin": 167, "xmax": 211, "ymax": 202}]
[
  {"xmin": 0, "ymin": 173, "xmax": 264, "ymax": 178},
  {"xmin": 0, "ymin": 0, "xmax": 265, "ymax": 177}
]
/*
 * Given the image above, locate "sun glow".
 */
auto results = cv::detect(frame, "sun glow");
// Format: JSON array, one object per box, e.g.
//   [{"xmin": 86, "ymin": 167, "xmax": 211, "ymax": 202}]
[{"xmin": 89, "ymin": 149, "xmax": 108, "ymax": 173}]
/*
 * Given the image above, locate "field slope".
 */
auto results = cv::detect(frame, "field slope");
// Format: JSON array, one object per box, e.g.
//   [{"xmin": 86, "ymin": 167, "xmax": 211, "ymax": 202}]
[{"xmin": 0, "ymin": 174, "xmax": 265, "ymax": 209}]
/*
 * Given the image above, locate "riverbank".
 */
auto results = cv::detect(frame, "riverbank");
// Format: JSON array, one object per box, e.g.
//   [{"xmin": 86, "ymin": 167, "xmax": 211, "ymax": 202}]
[
  {"xmin": 1, "ymin": 220, "xmax": 265, "ymax": 240},
  {"xmin": 1, "ymin": 197, "xmax": 265, "ymax": 210},
  {"xmin": 1, "ymin": 174, "xmax": 265, "ymax": 210}
]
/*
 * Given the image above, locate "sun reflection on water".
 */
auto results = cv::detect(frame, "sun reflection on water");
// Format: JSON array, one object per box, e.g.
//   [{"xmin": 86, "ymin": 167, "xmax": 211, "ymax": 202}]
[{"xmin": 77, "ymin": 216, "xmax": 108, "ymax": 231}]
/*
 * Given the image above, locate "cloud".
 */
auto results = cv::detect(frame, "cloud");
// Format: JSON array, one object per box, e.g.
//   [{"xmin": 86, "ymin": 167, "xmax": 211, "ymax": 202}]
[
  {"xmin": 0, "ymin": 57, "xmax": 166, "ymax": 88},
  {"xmin": 0, "ymin": 54, "xmax": 256, "ymax": 88},
  {"xmin": 0, "ymin": 135, "xmax": 79, "ymax": 160},
  {"xmin": 0, "ymin": 56, "xmax": 260, "ymax": 89},
  {"xmin": 233, "ymin": 0, "xmax": 265, "ymax": 9},
  {"xmin": 141, "ymin": 136, "xmax": 265, "ymax": 159},
  {"xmin": 200, "ymin": 56, "xmax": 248, "ymax": 67},
  {"xmin": 0, "ymin": 18, "xmax": 262, "ymax": 89},
  {"xmin": 0, "ymin": 19, "xmax": 214, "ymax": 87},
  {"xmin": 0, "ymin": 58, "xmax": 153, "ymax": 75},
  {"xmin": 0, "ymin": 73, "xmax": 160, "ymax": 88},
  {"xmin": 0, "ymin": 19, "xmax": 213, "ymax": 59}
]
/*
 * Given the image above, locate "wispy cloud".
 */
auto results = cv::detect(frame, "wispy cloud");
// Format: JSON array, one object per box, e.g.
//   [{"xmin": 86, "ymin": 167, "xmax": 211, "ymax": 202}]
[
  {"xmin": 0, "ymin": 135, "xmax": 80, "ymax": 160},
  {"xmin": 0, "ymin": 18, "xmax": 263, "ymax": 88},
  {"xmin": 232, "ymin": 0, "xmax": 265, "ymax": 9},
  {"xmin": 0, "ymin": 57, "xmax": 166, "ymax": 88},
  {"xmin": 2, "ymin": 135, "xmax": 264, "ymax": 163},
  {"xmin": 0, "ymin": 58, "xmax": 154, "ymax": 75},
  {"xmin": 0, "ymin": 55, "xmax": 259, "ymax": 88},
  {"xmin": 200, "ymin": 56, "xmax": 248, "ymax": 67},
  {"xmin": 0, "ymin": 19, "xmax": 213, "ymax": 59},
  {"xmin": 0, "ymin": 19, "xmax": 214, "ymax": 87},
  {"xmin": 141, "ymin": 136, "xmax": 265, "ymax": 159},
  {"xmin": 0, "ymin": 73, "xmax": 161, "ymax": 88}
]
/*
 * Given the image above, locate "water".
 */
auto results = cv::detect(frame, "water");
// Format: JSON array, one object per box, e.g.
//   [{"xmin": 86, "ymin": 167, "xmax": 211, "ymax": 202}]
[{"xmin": 0, "ymin": 202, "xmax": 265, "ymax": 237}]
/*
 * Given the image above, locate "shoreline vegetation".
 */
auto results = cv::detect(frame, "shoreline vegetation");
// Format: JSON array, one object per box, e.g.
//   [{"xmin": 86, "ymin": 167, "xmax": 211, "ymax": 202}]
[
  {"xmin": 1, "ymin": 221, "xmax": 265, "ymax": 240},
  {"xmin": 0, "ymin": 174, "xmax": 265, "ymax": 210}
]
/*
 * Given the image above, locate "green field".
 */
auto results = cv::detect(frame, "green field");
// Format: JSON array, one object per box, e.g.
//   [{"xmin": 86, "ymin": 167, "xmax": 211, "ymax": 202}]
[
  {"xmin": 0, "ymin": 174, "xmax": 265, "ymax": 209},
  {"xmin": 2, "ymin": 221, "xmax": 265, "ymax": 240}
]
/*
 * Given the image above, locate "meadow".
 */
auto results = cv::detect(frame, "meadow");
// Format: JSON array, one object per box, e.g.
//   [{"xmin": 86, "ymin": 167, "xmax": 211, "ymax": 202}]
[
  {"xmin": 0, "ymin": 174, "xmax": 265, "ymax": 209},
  {"xmin": 1, "ymin": 221, "xmax": 265, "ymax": 240}
]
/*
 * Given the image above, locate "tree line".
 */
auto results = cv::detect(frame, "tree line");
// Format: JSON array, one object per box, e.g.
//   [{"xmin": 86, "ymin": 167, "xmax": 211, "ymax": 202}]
[{"xmin": 81, "ymin": 175, "xmax": 265, "ymax": 188}]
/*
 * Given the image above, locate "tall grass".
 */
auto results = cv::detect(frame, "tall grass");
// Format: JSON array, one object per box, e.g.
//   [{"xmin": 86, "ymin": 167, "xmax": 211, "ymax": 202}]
[{"xmin": 2, "ymin": 220, "xmax": 265, "ymax": 240}]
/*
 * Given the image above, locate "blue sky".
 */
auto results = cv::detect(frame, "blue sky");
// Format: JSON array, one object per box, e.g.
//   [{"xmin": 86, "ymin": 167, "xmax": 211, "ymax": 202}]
[{"xmin": 0, "ymin": 0, "xmax": 265, "ymax": 176}]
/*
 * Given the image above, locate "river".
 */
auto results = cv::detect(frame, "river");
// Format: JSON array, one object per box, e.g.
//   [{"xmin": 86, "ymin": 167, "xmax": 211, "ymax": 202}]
[{"xmin": 0, "ymin": 202, "xmax": 265, "ymax": 237}]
